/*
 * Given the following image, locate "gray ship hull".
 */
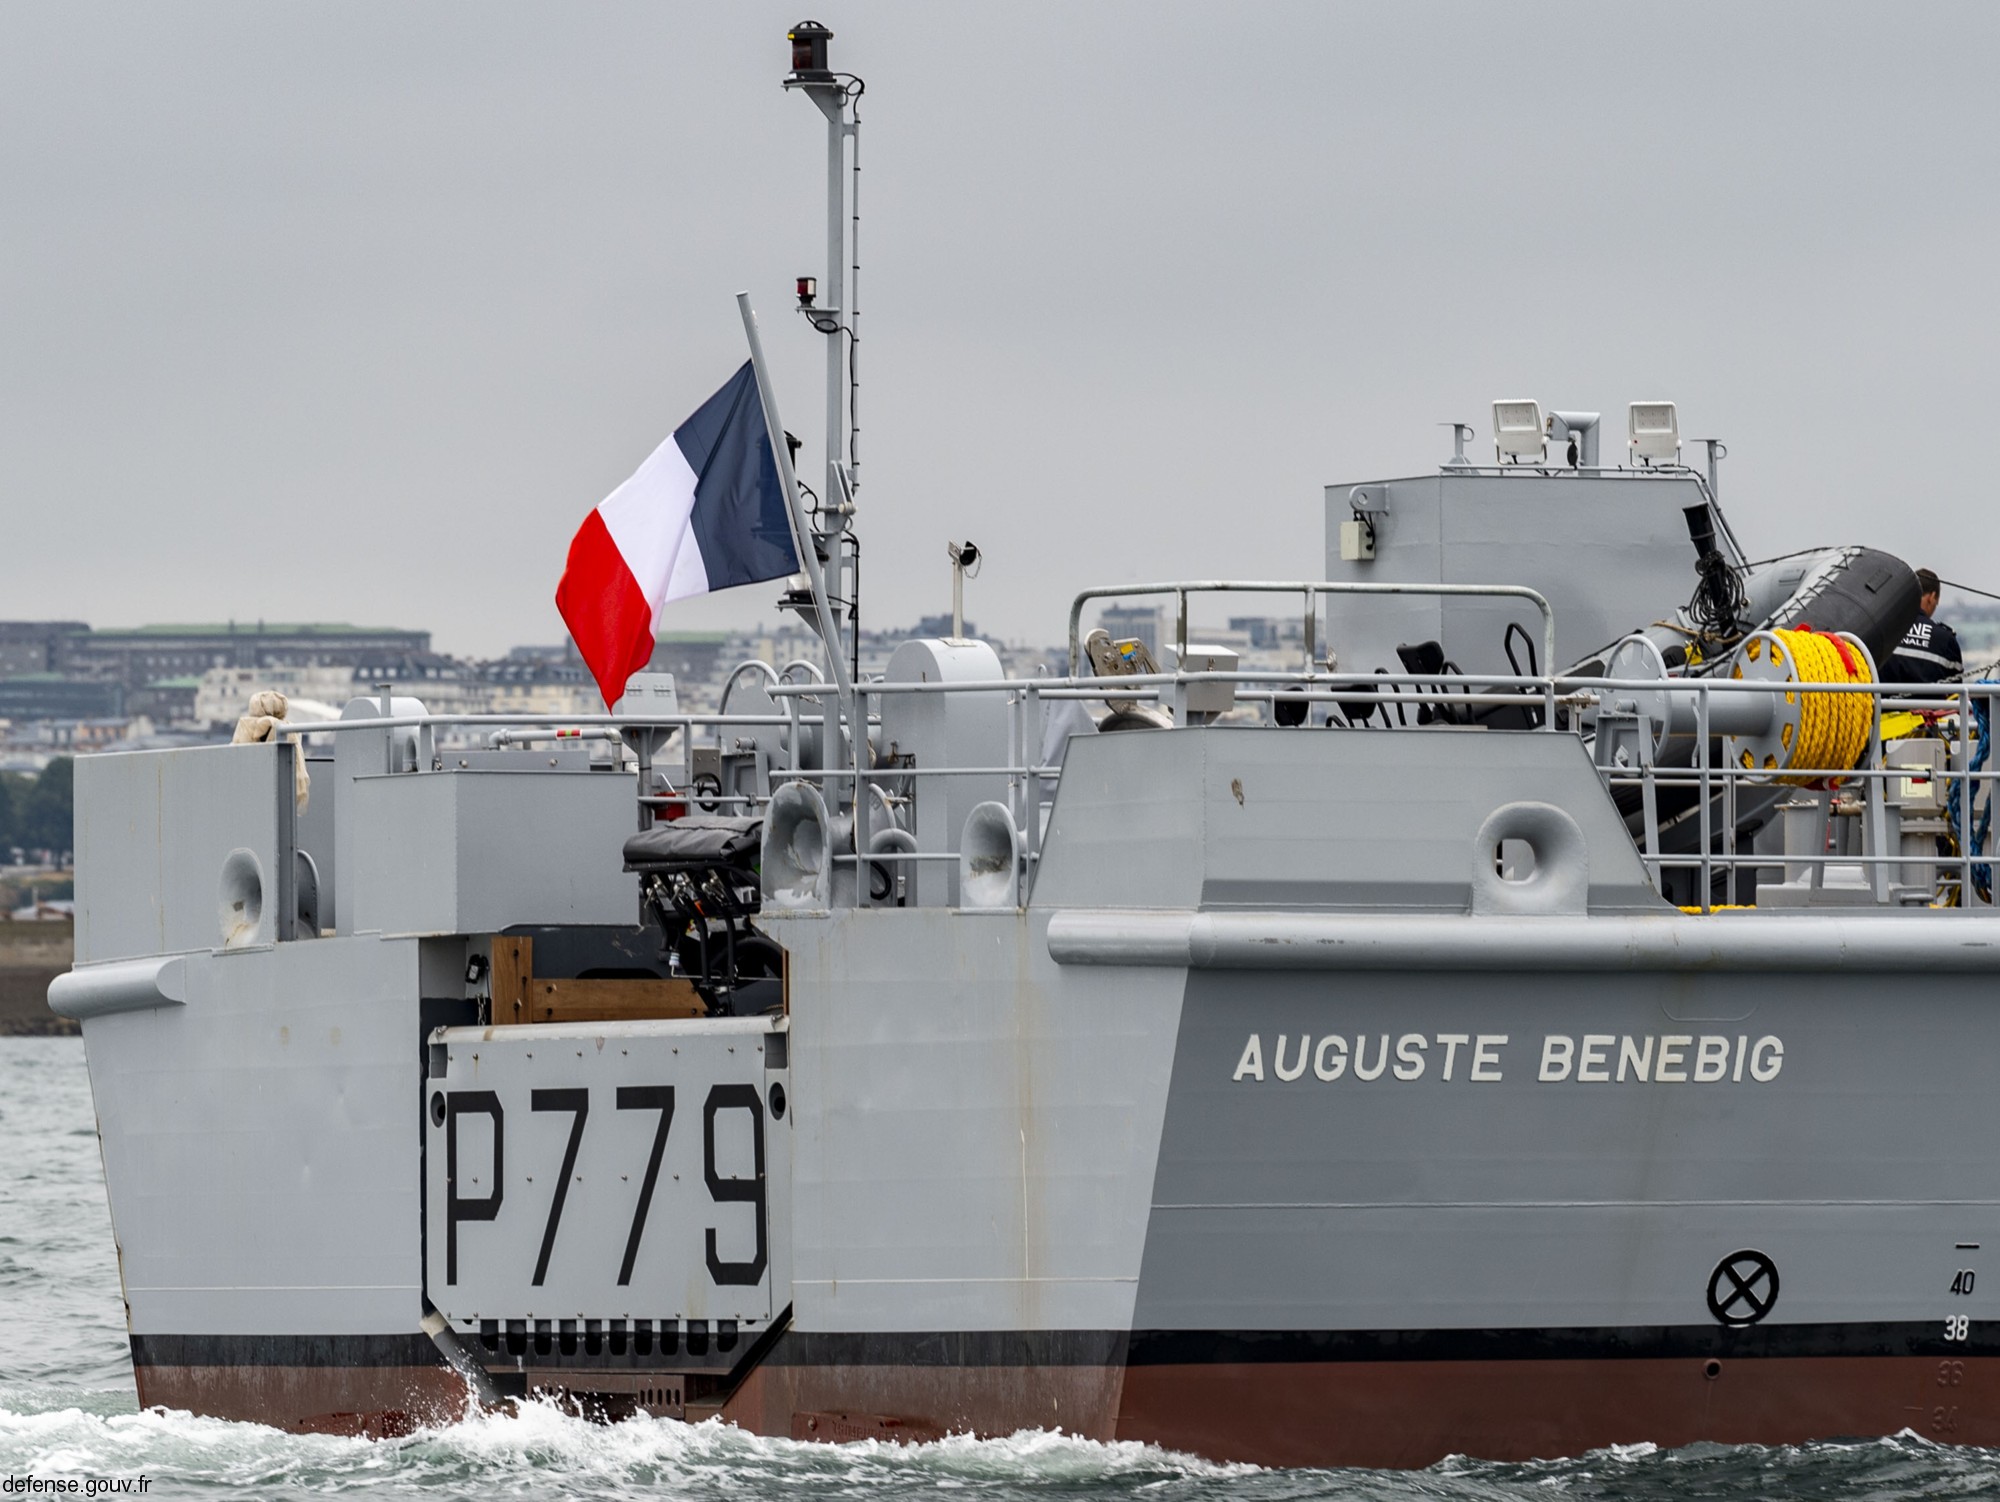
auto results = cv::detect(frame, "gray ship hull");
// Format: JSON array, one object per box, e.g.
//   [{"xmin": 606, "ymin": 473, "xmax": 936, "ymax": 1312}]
[{"xmin": 64, "ymin": 727, "xmax": 2000, "ymax": 1464}]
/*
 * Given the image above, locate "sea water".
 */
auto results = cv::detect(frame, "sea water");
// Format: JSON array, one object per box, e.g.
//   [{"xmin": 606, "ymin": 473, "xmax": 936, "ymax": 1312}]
[{"xmin": 4, "ymin": 1037, "xmax": 1997, "ymax": 1500}]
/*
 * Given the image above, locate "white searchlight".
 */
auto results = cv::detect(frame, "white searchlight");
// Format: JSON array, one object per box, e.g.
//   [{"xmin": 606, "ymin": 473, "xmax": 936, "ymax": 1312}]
[
  {"xmin": 1629, "ymin": 401, "xmax": 1681, "ymax": 465},
  {"xmin": 1492, "ymin": 399, "xmax": 1545, "ymax": 464}
]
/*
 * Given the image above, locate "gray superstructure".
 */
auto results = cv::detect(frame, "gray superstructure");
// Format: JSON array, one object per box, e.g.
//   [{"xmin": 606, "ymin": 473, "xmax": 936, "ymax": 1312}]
[{"xmin": 50, "ymin": 25, "xmax": 2000, "ymax": 1468}]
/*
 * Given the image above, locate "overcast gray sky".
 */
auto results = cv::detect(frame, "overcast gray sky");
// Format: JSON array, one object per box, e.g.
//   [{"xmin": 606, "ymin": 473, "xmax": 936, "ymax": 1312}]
[{"xmin": 4, "ymin": 2, "xmax": 1997, "ymax": 657}]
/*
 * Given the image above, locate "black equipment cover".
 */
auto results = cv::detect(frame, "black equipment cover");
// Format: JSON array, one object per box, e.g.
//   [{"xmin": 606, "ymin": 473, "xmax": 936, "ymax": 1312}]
[{"xmin": 623, "ymin": 815, "xmax": 762, "ymax": 873}]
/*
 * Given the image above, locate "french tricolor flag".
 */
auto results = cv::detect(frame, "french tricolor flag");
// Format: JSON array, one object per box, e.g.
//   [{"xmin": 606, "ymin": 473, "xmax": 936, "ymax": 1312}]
[{"xmin": 557, "ymin": 362, "xmax": 800, "ymax": 707}]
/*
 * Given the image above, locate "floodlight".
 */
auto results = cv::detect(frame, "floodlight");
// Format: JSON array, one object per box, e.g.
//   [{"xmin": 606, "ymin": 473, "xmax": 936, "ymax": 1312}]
[
  {"xmin": 1492, "ymin": 399, "xmax": 1545, "ymax": 463},
  {"xmin": 1629, "ymin": 401, "xmax": 1680, "ymax": 464}
]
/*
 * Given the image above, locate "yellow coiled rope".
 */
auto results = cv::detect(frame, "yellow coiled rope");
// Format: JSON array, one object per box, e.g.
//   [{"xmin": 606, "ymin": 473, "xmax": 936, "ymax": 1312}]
[
  {"xmin": 1729, "ymin": 627, "xmax": 1877, "ymax": 784},
  {"xmin": 1770, "ymin": 627, "xmax": 1872, "ymax": 783}
]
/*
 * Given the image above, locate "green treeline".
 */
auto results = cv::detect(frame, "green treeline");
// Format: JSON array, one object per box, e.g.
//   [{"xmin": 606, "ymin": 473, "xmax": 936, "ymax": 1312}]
[{"xmin": 0, "ymin": 758, "xmax": 74, "ymax": 858}]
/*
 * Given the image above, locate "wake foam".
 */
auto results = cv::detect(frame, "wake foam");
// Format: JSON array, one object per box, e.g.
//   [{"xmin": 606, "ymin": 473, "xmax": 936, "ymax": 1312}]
[
  {"xmin": 10, "ymin": 1389, "xmax": 2000, "ymax": 1499},
  {"xmin": 0, "ymin": 1391, "xmax": 1254, "ymax": 1499}
]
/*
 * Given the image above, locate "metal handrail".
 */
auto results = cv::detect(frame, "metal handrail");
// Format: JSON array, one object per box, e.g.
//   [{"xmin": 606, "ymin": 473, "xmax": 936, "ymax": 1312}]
[
  {"xmin": 243, "ymin": 670, "xmax": 1992, "ymax": 917},
  {"xmin": 1065, "ymin": 580, "xmax": 1558, "ymax": 680},
  {"xmin": 292, "ymin": 672, "xmax": 1970, "ymax": 731}
]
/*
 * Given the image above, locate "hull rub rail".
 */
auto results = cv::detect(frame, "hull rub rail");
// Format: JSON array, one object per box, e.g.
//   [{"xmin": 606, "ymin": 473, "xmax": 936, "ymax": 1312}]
[{"xmin": 1046, "ymin": 910, "xmax": 2000, "ymax": 972}]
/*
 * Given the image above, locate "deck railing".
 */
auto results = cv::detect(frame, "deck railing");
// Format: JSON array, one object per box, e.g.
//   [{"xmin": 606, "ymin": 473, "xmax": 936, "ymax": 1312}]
[{"xmin": 292, "ymin": 665, "xmax": 1996, "ymax": 916}]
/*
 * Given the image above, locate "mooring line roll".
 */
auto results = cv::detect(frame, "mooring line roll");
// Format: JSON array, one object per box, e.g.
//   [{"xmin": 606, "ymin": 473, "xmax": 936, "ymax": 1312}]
[{"xmin": 1726, "ymin": 626, "xmax": 1874, "ymax": 785}]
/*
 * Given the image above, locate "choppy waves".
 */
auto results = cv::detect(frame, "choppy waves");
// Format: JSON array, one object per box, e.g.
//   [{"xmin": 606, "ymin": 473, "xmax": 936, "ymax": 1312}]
[
  {"xmin": 0, "ymin": 1396, "xmax": 1259, "ymax": 1500},
  {"xmin": 6, "ymin": 1396, "xmax": 2000, "ymax": 1502}
]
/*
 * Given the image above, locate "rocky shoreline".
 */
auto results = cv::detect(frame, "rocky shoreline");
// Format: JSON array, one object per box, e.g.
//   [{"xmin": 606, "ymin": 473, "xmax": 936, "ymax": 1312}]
[{"xmin": 0, "ymin": 922, "xmax": 75, "ymax": 1036}]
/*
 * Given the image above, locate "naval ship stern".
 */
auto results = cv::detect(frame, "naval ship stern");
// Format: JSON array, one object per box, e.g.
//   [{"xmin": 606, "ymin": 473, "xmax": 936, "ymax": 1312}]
[{"xmin": 52, "ymin": 428, "xmax": 2000, "ymax": 1465}]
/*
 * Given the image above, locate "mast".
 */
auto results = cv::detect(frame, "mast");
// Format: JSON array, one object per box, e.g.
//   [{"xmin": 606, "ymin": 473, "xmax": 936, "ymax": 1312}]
[
  {"xmin": 774, "ymin": 21, "xmax": 866, "ymax": 893},
  {"xmin": 783, "ymin": 21, "xmax": 863, "ymax": 673}
]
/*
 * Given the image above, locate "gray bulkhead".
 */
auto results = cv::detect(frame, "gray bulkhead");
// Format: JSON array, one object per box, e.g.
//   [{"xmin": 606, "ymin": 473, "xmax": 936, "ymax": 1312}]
[
  {"xmin": 331, "ymin": 696, "xmax": 637, "ymax": 936},
  {"xmin": 1137, "ymin": 961, "xmax": 2000, "ymax": 1339},
  {"xmin": 774, "ymin": 716, "xmax": 2000, "ymax": 1358},
  {"xmin": 82, "ymin": 934, "xmax": 445, "ymax": 1337},
  {"xmin": 767, "ymin": 906, "xmax": 1181, "ymax": 1338},
  {"xmin": 762, "ymin": 724, "xmax": 1668, "ymax": 1343},
  {"xmin": 1324, "ymin": 470, "xmax": 1721, "ymax": 675},
  {"xmin": 64, "ymin": 734, "xmax": 651, "ymax": 1352},
  {"xmin": 1028, "ymin": 730, "xmax": 2000, "ymax": 1347}
]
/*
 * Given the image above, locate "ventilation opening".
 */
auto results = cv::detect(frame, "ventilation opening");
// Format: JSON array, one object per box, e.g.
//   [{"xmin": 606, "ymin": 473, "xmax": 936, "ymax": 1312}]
[{"xmin": 218, "ymin": 848, "xmax": 264, "ymax": 946}]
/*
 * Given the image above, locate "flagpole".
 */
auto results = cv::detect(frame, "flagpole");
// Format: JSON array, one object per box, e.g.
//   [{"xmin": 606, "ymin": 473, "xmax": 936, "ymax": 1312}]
[{"xmin": 736, "ymin": 290, "xmax": 858, "ymax": 764}]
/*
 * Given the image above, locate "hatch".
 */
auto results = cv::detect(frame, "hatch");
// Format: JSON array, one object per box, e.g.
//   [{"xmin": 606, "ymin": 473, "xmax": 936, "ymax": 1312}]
[{"xmin": 422, "ymin": 1016, "xmax": 788, "ymax": 1377}]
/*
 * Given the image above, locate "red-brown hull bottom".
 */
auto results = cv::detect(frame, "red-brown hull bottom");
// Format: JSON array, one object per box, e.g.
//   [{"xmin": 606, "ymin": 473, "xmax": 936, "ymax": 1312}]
[
  {"xmin": 1111, "ymin": 1356, "xmax": 2000, "ymax": 1467},
  {"xmin": 133, "ymin": 1362, "xmax": 472, "ymax": 1439},
  {"xmin": 728, "ymin": 1357, "xmax": 2000, "ymax": 1466},
  {"xmin": 133, "ymin": 1351, "xmax": 2000, "ymax": 1467}
]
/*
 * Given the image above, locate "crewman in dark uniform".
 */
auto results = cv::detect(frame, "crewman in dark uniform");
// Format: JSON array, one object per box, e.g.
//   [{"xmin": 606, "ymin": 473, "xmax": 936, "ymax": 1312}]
[{"xmin": 1884, "ymin": 568, "xmax": 1963, "ymax": 683}]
